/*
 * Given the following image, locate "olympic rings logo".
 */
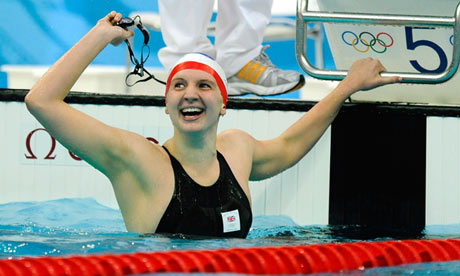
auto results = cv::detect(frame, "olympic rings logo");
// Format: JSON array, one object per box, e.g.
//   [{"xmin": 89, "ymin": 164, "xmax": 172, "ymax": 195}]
[{"xmin": 342, "ymin": 31, "xmax": 394, "ymax": 53}]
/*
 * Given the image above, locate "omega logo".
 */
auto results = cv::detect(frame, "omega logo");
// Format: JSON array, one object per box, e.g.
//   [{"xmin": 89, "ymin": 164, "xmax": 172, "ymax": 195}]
[
  {"xmin": 24, "ymin": 128, "xmax": 83, "ymax": 161},
  {"xmin": 24, "ymin": 128, "xmax": 159, "ymax": 162}
]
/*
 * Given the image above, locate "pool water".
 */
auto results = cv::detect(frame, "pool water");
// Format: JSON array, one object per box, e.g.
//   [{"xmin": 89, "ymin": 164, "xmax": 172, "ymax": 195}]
[{"xmin": 1, "ymin": 198, "xmax": 460, "ymax": 275}]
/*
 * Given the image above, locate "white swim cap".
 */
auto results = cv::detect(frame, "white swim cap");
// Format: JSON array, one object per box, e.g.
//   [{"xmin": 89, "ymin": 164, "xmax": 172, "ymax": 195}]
[{"xmin": 165, "ymin": 53, "xmax": 228, "ymax": 107}]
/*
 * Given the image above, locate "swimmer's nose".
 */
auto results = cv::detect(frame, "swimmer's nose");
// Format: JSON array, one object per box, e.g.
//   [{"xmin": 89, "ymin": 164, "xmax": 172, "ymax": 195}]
[
  {"xmin": 183, "ymin": 96, "xmax": 199, "ymax": 104},
  {"xmin": 183, "ymin": 86, "xmax": 200, "ymax": 102}
]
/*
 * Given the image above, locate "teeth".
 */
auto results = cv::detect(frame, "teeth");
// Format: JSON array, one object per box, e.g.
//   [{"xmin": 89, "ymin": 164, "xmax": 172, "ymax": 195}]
[{"xmin": 181, "ymin": 107, "xmax": 203, "ymax": 113}]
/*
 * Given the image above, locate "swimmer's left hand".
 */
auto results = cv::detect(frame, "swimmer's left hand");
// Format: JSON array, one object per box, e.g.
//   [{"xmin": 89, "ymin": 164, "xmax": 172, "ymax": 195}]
[{"xmin": 341, "ymin": 57, "xmax": 402, "ymax": 93}]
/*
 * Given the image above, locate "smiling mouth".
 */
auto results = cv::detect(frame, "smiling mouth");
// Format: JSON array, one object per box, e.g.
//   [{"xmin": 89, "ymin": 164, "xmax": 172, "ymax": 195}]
[{"xmin": 180, "ymin": 107, "xmax": 204, "ymax": 119}]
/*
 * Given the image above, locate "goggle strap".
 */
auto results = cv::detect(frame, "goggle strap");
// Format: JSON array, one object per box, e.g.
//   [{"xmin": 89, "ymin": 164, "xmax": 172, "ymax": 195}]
[{"xmin": 125, "ymin": 67, "xmax": 166, "ymax": 87}]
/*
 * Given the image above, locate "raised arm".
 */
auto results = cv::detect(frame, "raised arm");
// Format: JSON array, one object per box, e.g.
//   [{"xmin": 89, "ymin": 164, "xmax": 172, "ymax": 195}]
[
  {"xmin": 25, "ymin": 11, "xmax": 136, "ymax": 176},
  {"xmin": 249, "ymin": 58, "xmax": 402, "ymax": 180}
]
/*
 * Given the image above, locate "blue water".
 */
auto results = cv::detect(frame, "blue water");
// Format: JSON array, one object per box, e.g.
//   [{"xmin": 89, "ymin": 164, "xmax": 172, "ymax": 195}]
[{"xmin": 1, "ymin": 198, "xmax": 460, "ymax": 275}]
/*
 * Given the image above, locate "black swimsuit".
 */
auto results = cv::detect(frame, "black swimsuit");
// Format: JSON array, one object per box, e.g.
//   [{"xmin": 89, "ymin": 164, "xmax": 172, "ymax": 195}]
[{"xmin": 156, "ymin": 147, "xmax": 252, "ymax": 238}]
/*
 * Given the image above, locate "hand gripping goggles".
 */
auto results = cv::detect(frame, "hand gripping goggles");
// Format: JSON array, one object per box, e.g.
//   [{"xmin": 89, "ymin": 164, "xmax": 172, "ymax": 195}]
[{"xmin": 116, "ymin": 16, "xmax": 166, "ymax": 86}]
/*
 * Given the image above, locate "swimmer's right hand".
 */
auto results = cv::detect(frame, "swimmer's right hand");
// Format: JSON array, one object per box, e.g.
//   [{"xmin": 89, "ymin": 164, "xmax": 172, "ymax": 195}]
[{"xmin": 96, "ymin": 11, "xmax": 134, "ymax": 46}]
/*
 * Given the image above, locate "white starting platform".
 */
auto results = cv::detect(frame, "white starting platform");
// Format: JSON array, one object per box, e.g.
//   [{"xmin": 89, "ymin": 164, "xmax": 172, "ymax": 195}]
[{"xmin": 296, "ymin": 0, "xmax": 460, "ymax": 105}]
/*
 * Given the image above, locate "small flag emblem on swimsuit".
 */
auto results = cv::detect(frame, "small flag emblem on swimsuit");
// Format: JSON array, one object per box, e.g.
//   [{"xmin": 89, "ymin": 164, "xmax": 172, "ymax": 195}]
[{"xmin": 221, "ymin": 210, "xmax": 240, "ymax": 233}]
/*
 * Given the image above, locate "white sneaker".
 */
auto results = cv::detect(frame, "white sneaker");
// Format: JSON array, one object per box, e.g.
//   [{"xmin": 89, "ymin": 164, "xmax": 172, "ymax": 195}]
[{"xmin": 227, "ymin": 45, "xmax": 305, "ymax": 96}]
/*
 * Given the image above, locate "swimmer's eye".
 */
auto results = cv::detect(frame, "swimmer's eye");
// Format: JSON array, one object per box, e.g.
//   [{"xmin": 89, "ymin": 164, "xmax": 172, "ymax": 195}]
[
  {"xmin": 198, "ymin": 82, "xmax": 213, "ymax": 90},
  {"xmin": 173, "ymin": 81, "xmax": 186, "ymax": 89}
]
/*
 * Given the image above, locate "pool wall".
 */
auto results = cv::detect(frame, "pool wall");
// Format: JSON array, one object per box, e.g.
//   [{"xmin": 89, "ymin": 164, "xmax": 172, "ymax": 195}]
[
  {"xmin": 0, "ymin": 90, "xmax": 330, "ymax": 227},
  {"xmin": 2, "ymin": 89, "xmax": 460, "ymax": 230}
]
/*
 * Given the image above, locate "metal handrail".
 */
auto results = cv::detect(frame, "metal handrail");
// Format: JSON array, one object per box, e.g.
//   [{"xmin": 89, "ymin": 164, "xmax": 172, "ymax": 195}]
[{"xmin": 295, "ymin": 0, "xmax": 460, "ymax": 83}]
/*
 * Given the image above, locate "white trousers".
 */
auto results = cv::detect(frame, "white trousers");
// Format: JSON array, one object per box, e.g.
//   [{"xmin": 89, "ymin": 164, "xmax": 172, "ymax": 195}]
[{"xmin": 158, "ymin": 0, "xmax": 273, "ymax": 77}]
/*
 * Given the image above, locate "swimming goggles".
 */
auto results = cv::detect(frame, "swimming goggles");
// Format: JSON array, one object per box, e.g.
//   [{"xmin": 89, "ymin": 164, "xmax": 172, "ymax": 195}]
[{"xmin": 116, "ymin": 16, "xmax": 166, "ymax": 87}]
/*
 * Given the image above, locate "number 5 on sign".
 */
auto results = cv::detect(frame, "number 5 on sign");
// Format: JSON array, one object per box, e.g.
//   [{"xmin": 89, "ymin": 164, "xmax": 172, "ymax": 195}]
[{"xmin": 405, "ymin": 26, "xmax": 448, "ymax": 74}]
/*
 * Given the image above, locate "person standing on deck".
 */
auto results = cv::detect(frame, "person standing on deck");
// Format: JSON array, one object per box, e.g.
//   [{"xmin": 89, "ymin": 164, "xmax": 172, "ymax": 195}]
[{"xmin": 158, "ymin": 0, "xmax": 306, "ymax": 97}]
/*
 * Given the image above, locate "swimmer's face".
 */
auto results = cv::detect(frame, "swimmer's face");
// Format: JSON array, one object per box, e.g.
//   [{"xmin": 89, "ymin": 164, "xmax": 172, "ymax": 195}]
[{"xmin": 165, "ymin": 69, "xmax": 226, "ymax": 133}]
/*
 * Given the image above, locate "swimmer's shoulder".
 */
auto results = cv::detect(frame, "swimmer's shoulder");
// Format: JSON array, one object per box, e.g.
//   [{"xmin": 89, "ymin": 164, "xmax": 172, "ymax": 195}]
[
  {"xmin": 218, "ymin": 128, "xmax": 254, "ymax": 143},
  {"xmin": 114, "ymin": 129, "xmax": 164, "ymax": 154},
  {"xmin": 110, "ymin": 129, "xmax": 172, "ymax": 191},
  {"xmin": 217, "ymin": 129, "xmax": 256, "ymax": 154},
  {"xmin": 109, "ymin": 129, "xmax": 170, "ymax": 173}
]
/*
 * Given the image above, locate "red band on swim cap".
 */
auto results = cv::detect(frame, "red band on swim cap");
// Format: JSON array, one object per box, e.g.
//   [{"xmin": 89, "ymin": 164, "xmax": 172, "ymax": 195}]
[{"xmin": 165, "ymin": 54, "xmax": 228, "ymax": 107}]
